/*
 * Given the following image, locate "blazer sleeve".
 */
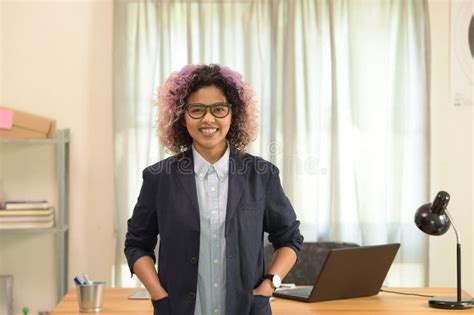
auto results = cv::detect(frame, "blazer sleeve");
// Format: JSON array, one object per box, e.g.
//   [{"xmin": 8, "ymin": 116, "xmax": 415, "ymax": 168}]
[
  {"xmin": 124, "ymin": 167, "xmax": 159, "ymax": 276},
  {"xmin": 263, "ymin": 164, "xmax": 304, "ymax": 257}
]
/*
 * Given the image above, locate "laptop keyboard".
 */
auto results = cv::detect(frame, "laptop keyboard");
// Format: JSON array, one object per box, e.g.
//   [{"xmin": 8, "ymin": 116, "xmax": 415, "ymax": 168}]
[{"xmin": 276, "ymin": 286, "xmax": 313, "ymax": 298}]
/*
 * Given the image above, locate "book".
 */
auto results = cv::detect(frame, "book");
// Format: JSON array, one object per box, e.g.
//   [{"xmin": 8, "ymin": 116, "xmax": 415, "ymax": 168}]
[
  {"xmin": 0, "ymin": 214, "xmax": 54, "ymax": 223},
  {"xmin": 0, "ymin": 220, "xmax": 54, "ymax": 230},
  {"xmin": 0, "ymin": 208, "xmax": 54, "ymax": 216},
  {"xmin": 4, "ymin": 200, "xmax": 50, "ymax": 210}
]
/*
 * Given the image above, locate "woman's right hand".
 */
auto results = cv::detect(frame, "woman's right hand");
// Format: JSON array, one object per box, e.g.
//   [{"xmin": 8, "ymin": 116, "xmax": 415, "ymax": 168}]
[
  {"xmin": 151, "ymin": 291, "xmax": 168, "ymax": 301},
  {"xmin": 131, "ymin": 257, "xmax": 168, "ymax": 300}
]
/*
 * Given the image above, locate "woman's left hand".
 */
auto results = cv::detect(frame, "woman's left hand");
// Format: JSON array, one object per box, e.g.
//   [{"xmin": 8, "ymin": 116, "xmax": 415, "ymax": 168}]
[{"xmin": 253, "ymin": 279, "xmax": 274, "ymax": 297}]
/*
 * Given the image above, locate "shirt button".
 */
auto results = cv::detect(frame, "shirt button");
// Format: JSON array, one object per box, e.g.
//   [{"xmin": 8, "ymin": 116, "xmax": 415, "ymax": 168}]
[
  {"xmin": 212, "ymin": 209, "xmax": 218, "ymax": 216},
  {"xmin": 213, "ymin": 259, "xmax": 219, "ymax": 264},
  {"xmin": 214, "ymin": 308, "xmax": 219, "ymax": 314},
  {"xmin": 213, "ymin": 282, "xmax": 219, "ymax": 288},
  {"xmin": 190, "ymin": 256, "xmax": 198, "ymax": 264},
  {"xmin": 213, "ymin": 233, "xmax": 218, "ymax": 239},
  {"xmin": 210, "ymin": 186, "xmax": 216, "ymax": 192}
]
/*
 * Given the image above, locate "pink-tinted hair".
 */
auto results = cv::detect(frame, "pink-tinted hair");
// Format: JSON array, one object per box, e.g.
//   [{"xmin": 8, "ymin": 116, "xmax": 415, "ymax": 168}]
[{"xmin": 157, "ymin": 64, "xmax": 258, "ymax": 154}]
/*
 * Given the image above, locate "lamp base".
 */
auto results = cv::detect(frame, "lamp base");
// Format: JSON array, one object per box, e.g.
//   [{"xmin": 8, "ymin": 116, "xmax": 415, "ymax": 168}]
[{"xmin": 429, "ymin": 296, "xmax": 474, "ymax": 309}]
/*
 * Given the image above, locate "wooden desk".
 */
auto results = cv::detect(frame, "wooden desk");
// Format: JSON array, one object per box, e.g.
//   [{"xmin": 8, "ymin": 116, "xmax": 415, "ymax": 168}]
[{"xmin": 52, "ymin": 288, "xmax": 472, "ymax": 314}]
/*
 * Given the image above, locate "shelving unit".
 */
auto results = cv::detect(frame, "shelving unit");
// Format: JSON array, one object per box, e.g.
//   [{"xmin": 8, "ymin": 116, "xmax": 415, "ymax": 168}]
[{"xmin": 0, "ymin": 129, "xmax": 70, "ymax": 302}]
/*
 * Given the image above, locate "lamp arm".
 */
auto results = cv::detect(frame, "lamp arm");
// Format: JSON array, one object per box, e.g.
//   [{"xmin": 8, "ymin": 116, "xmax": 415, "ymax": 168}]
[
  {"xmin": 445, "ymin": 209, "xmax": 461, "ymax": 245},
  {"xmin": 445, "ymin": 208, "xmax": 462, "ymax": 302}
]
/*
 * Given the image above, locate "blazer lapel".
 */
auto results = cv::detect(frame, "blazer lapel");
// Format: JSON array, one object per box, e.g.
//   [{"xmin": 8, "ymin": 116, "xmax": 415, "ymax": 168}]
[
  {"xmin": 175, "ymin": 150, "xmax": 200, "ymax": 215},
  {"xmin": 225, "ymin": 149, "xmax": 246, "ymax": 235}
]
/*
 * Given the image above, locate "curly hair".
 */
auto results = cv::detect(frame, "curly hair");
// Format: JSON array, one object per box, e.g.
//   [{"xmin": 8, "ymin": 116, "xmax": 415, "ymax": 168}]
[{"xmin": 157, "ymin": 64, "xmax": 258, "ymax": 154}]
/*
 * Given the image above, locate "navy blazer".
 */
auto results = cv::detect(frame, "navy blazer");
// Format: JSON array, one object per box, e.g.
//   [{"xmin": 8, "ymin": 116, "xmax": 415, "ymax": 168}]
[{"xmin": 125, "ymin": 149, "xmax": 303, "ymax": 315}]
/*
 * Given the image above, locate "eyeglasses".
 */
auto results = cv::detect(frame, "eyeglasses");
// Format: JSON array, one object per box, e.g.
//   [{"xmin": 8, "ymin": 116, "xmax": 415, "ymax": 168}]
[{"xmin": 185, "ymin": 102, "xmax": 232, "ymax": 119}]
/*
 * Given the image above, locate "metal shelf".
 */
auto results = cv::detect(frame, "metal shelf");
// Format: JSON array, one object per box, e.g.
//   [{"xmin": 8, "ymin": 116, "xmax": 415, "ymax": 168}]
[
  {"xmin": 0, "ymin": 128, "xmax": 70, "ymax": 303},
  {"xmin": 0, "ymin": 129, "xmax": 70, "ymax": 145},
  {"xmin": 0, "ymin": 225, "xmax": 69, "ymax": 234}
]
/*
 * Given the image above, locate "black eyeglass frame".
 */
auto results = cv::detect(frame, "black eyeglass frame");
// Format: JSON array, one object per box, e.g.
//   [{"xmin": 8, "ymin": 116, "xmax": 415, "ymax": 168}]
[{"xmin": 184, "ymin": 102, "xmax": 232, "ymax": 119}]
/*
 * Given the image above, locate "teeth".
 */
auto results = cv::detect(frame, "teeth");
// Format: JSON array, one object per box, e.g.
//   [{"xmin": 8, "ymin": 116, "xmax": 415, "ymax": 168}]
[{"xmin": 200, "ymin": 128, "xmax": 217, "ymax": 134}]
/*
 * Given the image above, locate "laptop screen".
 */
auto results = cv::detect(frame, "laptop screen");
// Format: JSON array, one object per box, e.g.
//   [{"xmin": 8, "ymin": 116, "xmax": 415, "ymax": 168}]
[{"xmin": 274, "ymin": 243, "xmax": 400, "ymax": 302}]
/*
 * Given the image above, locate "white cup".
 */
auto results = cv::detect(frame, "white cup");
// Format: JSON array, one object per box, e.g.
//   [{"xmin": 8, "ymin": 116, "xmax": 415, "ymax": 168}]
[{"xmin": 0, "ymin": 275, "xmax": 13, "ymax": 315}]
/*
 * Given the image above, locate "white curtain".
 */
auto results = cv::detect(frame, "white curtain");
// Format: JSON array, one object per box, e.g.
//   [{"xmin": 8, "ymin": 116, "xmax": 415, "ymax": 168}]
[{"xmin": 113, "ymin": 0, "xmax": 430, "ymax": 288}]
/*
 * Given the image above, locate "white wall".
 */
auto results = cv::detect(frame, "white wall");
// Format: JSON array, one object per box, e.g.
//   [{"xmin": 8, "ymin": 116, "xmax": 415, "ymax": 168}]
[
  {"xmin": 429, "ymin": 0, "xmax": 473, "ymax": 295},
  {"xmin": 0, "ymin": 1, "xmax": 114, "ymax": 314},
  {"xmin": 0, "ymin": 0, "xmax": 3, "ymax": 199}
]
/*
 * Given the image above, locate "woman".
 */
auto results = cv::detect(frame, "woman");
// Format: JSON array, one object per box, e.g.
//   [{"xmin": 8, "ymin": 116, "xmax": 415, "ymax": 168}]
[{"xmin": 124, "ymin": 64, "xmax": 303, "ymax": 315}]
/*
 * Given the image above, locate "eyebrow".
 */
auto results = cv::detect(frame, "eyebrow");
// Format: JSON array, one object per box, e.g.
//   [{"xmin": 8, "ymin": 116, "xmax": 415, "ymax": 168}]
[{"xmin": 187, "ymin": 102, "xmax": 229, "ymax": 106}]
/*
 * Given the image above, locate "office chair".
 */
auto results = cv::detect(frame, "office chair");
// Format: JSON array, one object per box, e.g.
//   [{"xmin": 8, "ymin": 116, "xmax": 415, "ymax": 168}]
[{"xmin": 264, "ymin": 242, "xmax": 360, "ymax": 285}]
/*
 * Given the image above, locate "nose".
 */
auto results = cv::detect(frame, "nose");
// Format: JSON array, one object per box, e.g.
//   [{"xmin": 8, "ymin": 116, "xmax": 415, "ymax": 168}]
[{"xmin": 201, "ymin": 108, "xmax": 216, "ymax": 122}]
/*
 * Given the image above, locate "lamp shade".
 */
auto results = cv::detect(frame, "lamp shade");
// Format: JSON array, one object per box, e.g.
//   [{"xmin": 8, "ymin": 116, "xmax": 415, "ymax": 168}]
[{"xmin": 414, "ymin": 191, "xmax": 451, "ymax": 236}]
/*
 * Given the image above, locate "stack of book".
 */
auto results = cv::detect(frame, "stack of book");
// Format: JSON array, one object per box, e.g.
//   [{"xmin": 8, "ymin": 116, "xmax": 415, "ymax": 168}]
[{"xmin": 0, "ymin": 200, "xmax": 55, "ymax": 230}]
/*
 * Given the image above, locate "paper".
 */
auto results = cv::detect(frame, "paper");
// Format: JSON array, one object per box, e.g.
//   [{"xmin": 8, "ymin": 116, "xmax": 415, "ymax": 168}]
[
  {"xmin": 128, "ymin": 290, "xmax": 150, "ymax": 300},
  {"xmin": 0, "ymin": 108, "xmax": 13, "ymax": 129},
  {"xmin": 451, "ymin": 0, "xmax": 474, "ymax": 106}
]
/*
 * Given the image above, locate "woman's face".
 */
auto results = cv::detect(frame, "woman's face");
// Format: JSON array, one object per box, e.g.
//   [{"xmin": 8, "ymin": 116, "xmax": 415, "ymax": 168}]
[{"xmin": 184, "ymin": 85, "xmax": 232, "ymax": 154}]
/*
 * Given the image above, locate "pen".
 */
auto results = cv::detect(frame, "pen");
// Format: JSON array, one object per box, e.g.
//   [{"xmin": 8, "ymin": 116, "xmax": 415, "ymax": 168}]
[
  {"xmin": 74, "ymin": 276, "xmax": 84, "ymax": 285},
  {"xmin": 82, "ymin": 273, "xmax": 92, "ymax": 285}
]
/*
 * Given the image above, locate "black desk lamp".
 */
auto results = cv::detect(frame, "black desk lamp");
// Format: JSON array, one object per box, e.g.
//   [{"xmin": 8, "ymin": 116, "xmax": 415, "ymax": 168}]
[{"xmin": 414, "ymin": 191, "xmax": 473, "ymax": 309}]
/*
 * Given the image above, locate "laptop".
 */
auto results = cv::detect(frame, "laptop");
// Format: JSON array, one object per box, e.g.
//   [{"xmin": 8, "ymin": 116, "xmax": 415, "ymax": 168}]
[{"xmin": 273, "ymin": 243, "xmax": 400, "ymax": 302}]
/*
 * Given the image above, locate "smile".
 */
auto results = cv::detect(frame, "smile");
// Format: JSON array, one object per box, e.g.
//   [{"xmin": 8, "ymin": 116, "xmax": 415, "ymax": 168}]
[{"xmin": 199, "ymin": 127, "xmax": 218, "ymax": 135}]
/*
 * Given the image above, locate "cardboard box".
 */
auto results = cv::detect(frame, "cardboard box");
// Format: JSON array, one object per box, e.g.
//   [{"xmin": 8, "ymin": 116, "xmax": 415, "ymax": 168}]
[{"xmin": 0, "ymin": 107, "xmax": 56, "ymax": 139}]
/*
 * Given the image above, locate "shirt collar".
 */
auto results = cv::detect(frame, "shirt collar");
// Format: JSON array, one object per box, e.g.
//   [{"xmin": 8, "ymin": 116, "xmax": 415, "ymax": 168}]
[{"xmin": 192, "ymin": 143, "xmax": 230, "ymax": 181}]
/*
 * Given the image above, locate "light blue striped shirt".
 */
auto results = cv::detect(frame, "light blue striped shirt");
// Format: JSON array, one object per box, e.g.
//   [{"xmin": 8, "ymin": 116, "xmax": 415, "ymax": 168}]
[{"xmin": 192, "ymin": 145, "xmax": 229, "ymax": 315}]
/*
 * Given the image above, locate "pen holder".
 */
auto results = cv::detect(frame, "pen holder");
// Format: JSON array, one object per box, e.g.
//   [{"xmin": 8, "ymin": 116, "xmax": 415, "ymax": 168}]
[{"xmin": 75, "ymin": 281, "xmax": 105, "ymax": 313}]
